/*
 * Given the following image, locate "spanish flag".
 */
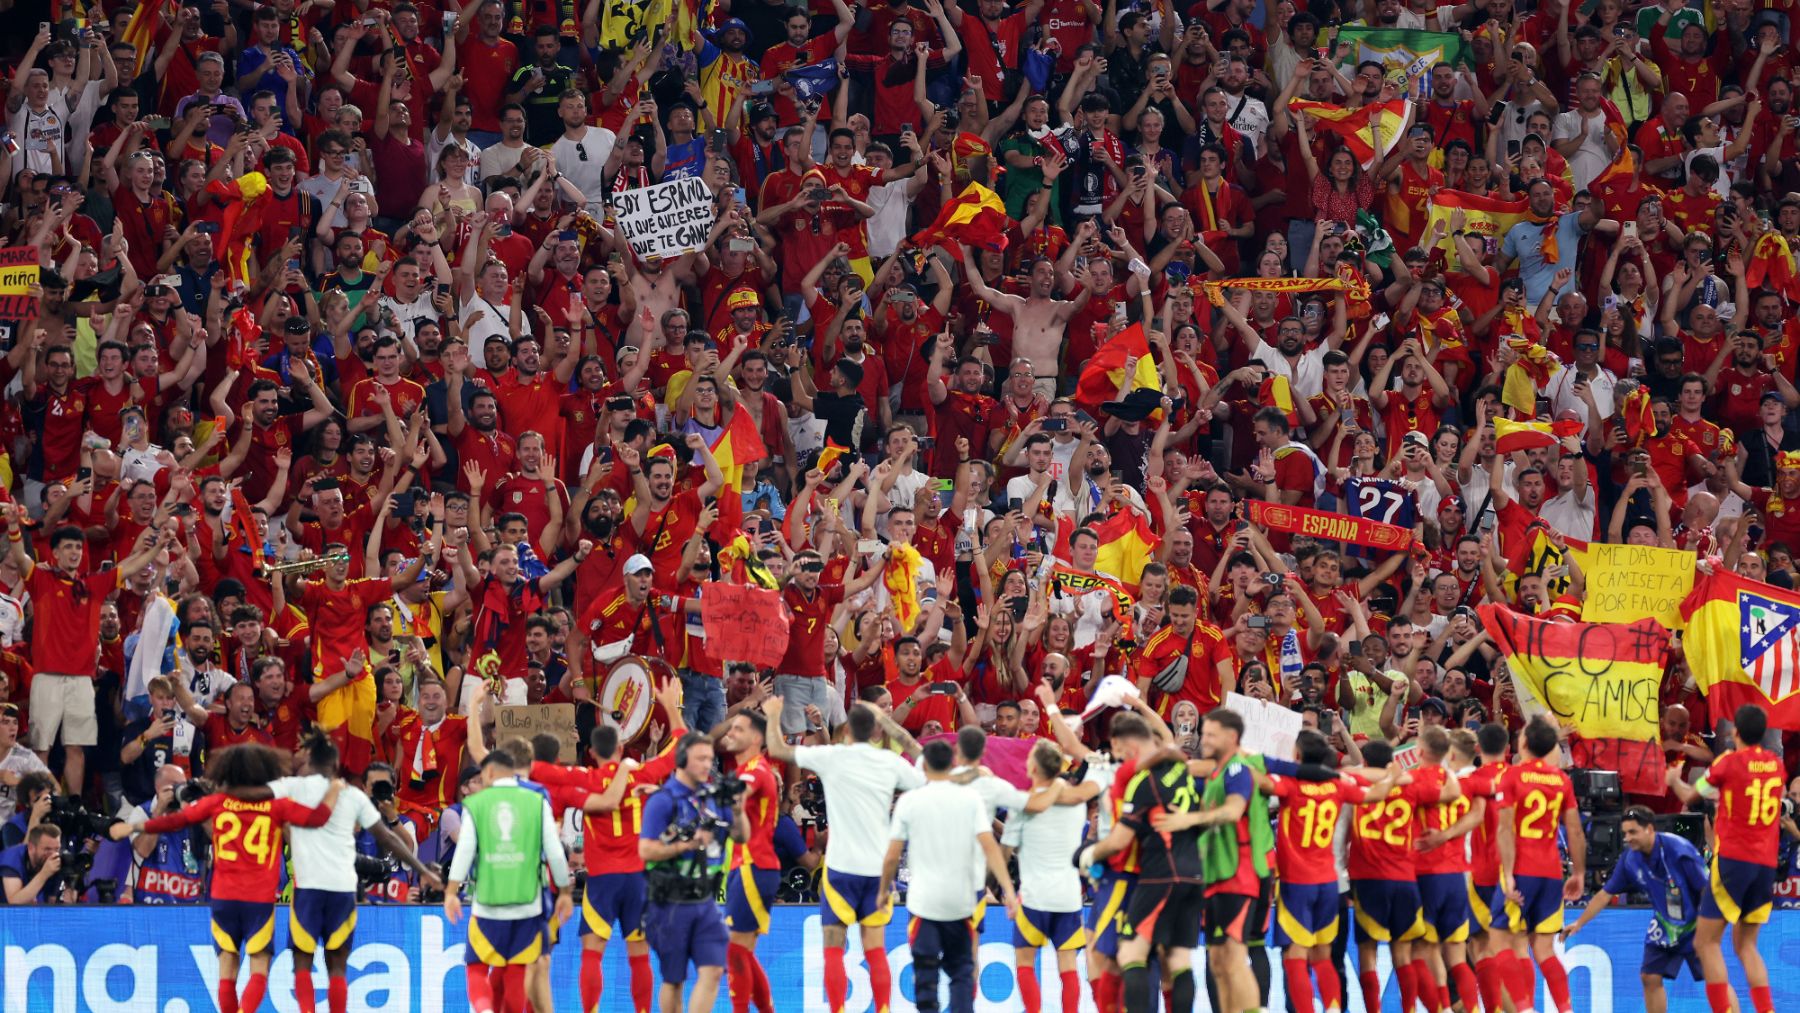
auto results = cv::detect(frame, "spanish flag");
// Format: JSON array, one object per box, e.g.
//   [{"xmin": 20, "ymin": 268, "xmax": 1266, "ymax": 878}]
[
  {"xmin": 1746, "ymin": 229, "xmax": 1800, "ymax": 303},
  {"xmin": 1259, "ymin": 373, "xmax": 1299, "ymax": 428},
  {"xmin": 911, "ymin": 182, "xmax": 1012, "ymax": 253},
  {"xmin": 1423, "ymin": 189, "xmax": 1530, "ymax": 258},
  {"xmin": 815, "ymin": 439, "xmax": 850, "ymax": 477},
  {"xmin": 1288, "ymin": 97, "xmax": 1412, "ymax": 170},
  {"xmin": 1492, "ymin": 417, "xmax": 1556, "ymax": 455},
  {"xmin": 708, "ymin": 406, "xmax": 768, "ymax": 540},
  {"xmin": 1091, "ymin": 509, "xmax": 1160, "ymax": 592},
  {"xmin": 1477, "ymin": 603, "xmax": 1670, "ymax": 793},
  {"xmin": 205, "ymin": 171, "xmax": 271, "ymax": 288},
  {"xmin": 1682, "ymin": 570, "xmax": 1800, "ymax": 731},
  {"xmin": 1074, "ymin": 323, "xmax": 1160, "ymax": 418},
  {"xmin": 1619, "ymin": 385, "xmax": 1654, "ymax": 447},
  {"xmin": 121, "ymin": 0, "xmax": 166, "ymax": 76}
]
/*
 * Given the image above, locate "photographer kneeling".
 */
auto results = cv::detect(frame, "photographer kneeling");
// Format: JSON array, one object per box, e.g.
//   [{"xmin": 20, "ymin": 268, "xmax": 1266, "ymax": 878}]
[
  {"xmin": 1, "ymin": 824, "xmax": 74, "ymax": 903},
  {"xmin": 639, "ymin": 732, "xmax": 749, "ymax": 1013}
]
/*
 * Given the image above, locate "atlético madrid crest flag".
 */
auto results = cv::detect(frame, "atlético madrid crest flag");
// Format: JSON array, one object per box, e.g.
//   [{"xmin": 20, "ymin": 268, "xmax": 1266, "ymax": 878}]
[{"xmin": 1682, "ymin": 570, "xmax": 1800, "ymax": 730}]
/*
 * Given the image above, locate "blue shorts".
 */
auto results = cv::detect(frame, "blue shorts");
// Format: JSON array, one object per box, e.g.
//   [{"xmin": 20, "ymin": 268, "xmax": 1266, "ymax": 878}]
[
  {"xmin": 820, "ymin": 869, "xmax": 894, "ymax": 928},
  {"xmin": 1351, "ymin": 879, "xmax": 1425, "ymax": 944},
  {"xmin": 725, "ymin": 865, "xmax": 780, "ymax": 934},
  {"xmin": 1084, "ymin": 872, "xmax": 1136, "ymax": 959},
  {"xmin": 1417, "ymin": 872, "xmax": 1471, "ymax": 944},
  {"xmin": 1468, "ymin": 879, "xmax": 1498, "ymax": 931},
  {"xmin": 582, "ymin": 872, "xmax": 647, "ymax": 941},
  {"xmin": 1492, "ymin": 875, "xmax": 1565, "ymax": 935},
  {"xmin": 289, "ymin": 888, "xmax": 358, "ymax": 953},
  {"xmin": 1642, "ymin": 941, "xmax": 1703, "ymax": 980},
  {"xmin": 1274, "ymin": 881, "xmax": 1340, "ymax": 949},
  {"xmin": 1013, "ymin": 906, "xmax": 1087, "ymax": 950},
  {"xmin": 645, "ymin": 901, "xmax": 729, "ymax": 983},
  {"xmin": 1701, "ymin": 856, "xmax": 1776, "ymax": 925},
  {"xmin": 210, "ymin": 899, "xmax": 277, "ymax": 955},
  {"xmin": 465, "ymin": 914, "xmax": 549, "ymax": 966}
]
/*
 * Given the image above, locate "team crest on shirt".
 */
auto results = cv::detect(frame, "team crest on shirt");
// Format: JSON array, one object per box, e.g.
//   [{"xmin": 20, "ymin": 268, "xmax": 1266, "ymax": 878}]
[
  {"xmin": 71, "ymin": 397, "xmax": 85, "ymax": 413},
  {"xmin": 1732, "ymin": 384, "xmax": 1743, "ymax": 397},
  {"xmin": 273, "ymin": 429, "xmax": 290, "ymax": 446},
  {"xmin": 512, "ymin": 491, "xmax": 523, "ymax": 503}
]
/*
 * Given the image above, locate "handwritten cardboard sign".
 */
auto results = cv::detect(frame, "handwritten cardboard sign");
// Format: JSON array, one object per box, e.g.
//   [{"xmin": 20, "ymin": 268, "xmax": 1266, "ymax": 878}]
[
  {"xmin": 0, "ymin": 246, "xmax": 40, "ymax": 319},
  {"xmin": 701, "ymin": 583, "xmax": 791, "ymax": 670},
  {"xmin": 494, "ymin": 704, "xmax": 579, "ymax": 763},
  {"xmin": 1224, "ymin": 692, "xmax": 1304, "ymax": 762},
  {"xmin": 614, "ymin": 177, "xmax": 716, "ymax": 262},
  {"xmin": 1581, "ymin": 544, "xmax": 1696, "ymax": 629}
]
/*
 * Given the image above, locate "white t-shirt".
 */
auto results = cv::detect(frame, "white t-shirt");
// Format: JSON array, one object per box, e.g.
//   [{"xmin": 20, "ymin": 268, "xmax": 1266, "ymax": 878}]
[
  {"xmin": 1684, "ymin": 146, "xmax": 1733, "ymax": 198},
  {"xmin": 1540, "ymin": 487, "xmax": 1597, "ymax": 542},
  {"xmin": 889, "ymin": 779, "xmax": 990, "ymax": 920},
  {"xmin": 0, "ymin": 745, "xmax": 51, "ymax": 823},
  {"xmin": 271, "ymin": 774, "xmax": 383, "ymax": 893},
  {"xmin": 552, "ymin": 126, "xmax": 619, "ymax": 208},
  {"xmin": 1552, "ymin": 109, "xmax": 1614, "ymax": 192},
  {"xmin": 186, "ymin": 666, "xmax": 236, "ymax": 712},
  {"xmin": 1252, "ymin": 344, "xmax": 1328, "ymax": 402},
  {"xmin": 866, "ymin": 178, "xmax": 911, "ymax": 259},
  {"xmin": 794, "ymin": 741, "xmax": 926, "ymax": 877},
  {"xmin": 382, "ymin": 290, "xmax": 442, "ymax": 340},
  {"xmin": 426, "ymin": 129, "xmax": 482, "ymax": 185},
  {"xmin": 1007, "ymin": 797, "xmax": 1087, "ymax": 912},
  {"xmin": 459, "ymin": 294, "xmax": 511, "ymax": 347}
]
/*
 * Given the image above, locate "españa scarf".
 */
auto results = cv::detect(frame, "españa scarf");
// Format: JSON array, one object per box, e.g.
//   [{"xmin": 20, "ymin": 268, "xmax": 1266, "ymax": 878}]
[
  {"xmin": 1619, "ymin": 386, "xmax": 1654, "ymax": 448},
  {"xmin": 1200, "ymin": 277, "xmax": 1349, "ymax": 307},
  {"xmin": 1527, "ymin": 209, "xmax": 1562, "ymax": 265},
  {"xmin": 884, "ymin": 542, "xmax": 926, "ymax": 632}
]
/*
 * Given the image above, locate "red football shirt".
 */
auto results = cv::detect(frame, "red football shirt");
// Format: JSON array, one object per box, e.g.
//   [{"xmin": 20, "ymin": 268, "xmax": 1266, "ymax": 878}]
[
  {"xmin": 297, "ymin": 577, "xmax": 395, "ymax": 679},
  {"xmin": 1462, "ymin": 762, "xmax": 1506, "ymax": 885},
  {"xmin": 1412, "ymin": 765, "xmax": 1471, "ymax": 875},
  {"xmin": 731, "ymin": 754, "xmax": 783, "ymax": 870},
  {"xmin": 531, "ymin": 751, "xmax": 677, "ymax": 874},
  {"xmin": 1705, "ymin": 746, "xmax": 1783, "ymax": 866},
  {"xmin": 1348, "ymin": 776, "xmax": 1438, "ymax": 881},
  {"xmin": 27, "ymin": 568, "xmax": 121, "ymax": 676},
  {"xmin": 1495, "ymin": 758, "xmax": 1575, "ymax": 880},
  {"xmin": 141, "ymin": 794, "xmax": 330, "ymax": 901},
  {"xmin": 779, "ymin": 583, "xmax": 844, "ymax": 677},
  {"xmin": 1269, "ymin": 774, "xmax": 1368, "ymax": 885}
]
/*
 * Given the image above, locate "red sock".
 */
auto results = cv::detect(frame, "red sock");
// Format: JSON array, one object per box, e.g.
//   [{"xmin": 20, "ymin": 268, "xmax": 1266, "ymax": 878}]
[
  {"xmin": 1311, "ymin": 960, "xmax": 1342, "ymax": 1012},
  {"xmin": 1534, "ymin": 954, "xmax": 1570, "ymax": 1013},
  {"xmin": 1707, "ymin": 982, "xmax": 1735, "ymax": 1013},
  {"xmin": 752, "ymin": 955, "xmax": 775, "ymax": 1013},
  {"xmin": 1753, "ymin": 985, "xmax": 1776, "ymax": 1013},
  {"xmin": 1474, "ymin": 956, "xmax": 1505, "ymax": 1013},
  {"xmin": 1091, "ymin": 973, "xmax": 1116, "ymax": 1013},
  {"xmin": 1498, "ymin": 951, "xmax": 1536, "ymax": 1011},
  {"xmin": 580, "ymin": 950, "xmax": 604, "ymax": 1013},
  {"xmin": 628, "ymin": 953, "xmax": 654, "ymax": 1013},
  {"xmin": 327, "ymin": 975, "xmax": 347, "ymax": 1013},
  {"xmin": 1360, "ymin": 970, "xmax": 1382, "ymax": 1013},
  {"xmin": 865, "ymin": 945, "xmax": 893, "ymax": 1013},
  {"xmin": 489, "ymin": 965, "xmax": 508, "ymax": 1013},
  {"xmin": 1162, "ymin": 988, "xmax": 1174, "ymax": 1013},
  {"xmin": 1018, "ymin": 966, "xmax": 1042, "ymax": 1013},
  {"xmin": 824, "ymin": 946, "xmax": 849, "ymax": 1013},
  {"xmin": 294, "ymin": 964, "xmax": 316, "ymax": 1013},
  {"xmin": 1061, "ymin": 970, "xmax": 1082, "ymax": 1013},
  {"xmin": 1397, "ymin": 960, "xmax": 1421, "ymax": 1013},
  {"xmin": 1284, "ymin": 958, "xmax": 1317, "ymax": 1013},
  {"xmin": 501, "ymin": 966, "xmax": 528, "ymax": 1013},
  {"xmin": 239, "ymin": 973, "xmax": 268, "ymax": 1013},
  {"xmin": 466, "ymin": 965, "xmax": 497, "ymax": 1013},
  {"xmin": 218, "ymin": 978, "xmax": 240, "ymax": 1013},
  {"xmin": 1452, "ymin": 962, "xmax": 1482, "ymax": 1013},
  {"xmin": 1412, "ymin": 960, "xmax": 1442, "ymax": 1012},
  {"xmin": 728, "ymin": 944, "xmax": 755, "ymax": 1013}
]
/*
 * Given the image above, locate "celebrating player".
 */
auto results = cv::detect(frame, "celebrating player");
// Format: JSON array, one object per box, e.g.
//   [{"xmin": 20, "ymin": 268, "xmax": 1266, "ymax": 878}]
[
  {"xmin": 1490, "ymin": 716, "xmax": 1586, "ymax": 1013},
  {"xmin": 111, "ymin": 744, "xmax": 341, "ymax": 1013},
  {"xmin": 1668, "ymin": 703, "xmax": 1782, "ymax": 1013}
]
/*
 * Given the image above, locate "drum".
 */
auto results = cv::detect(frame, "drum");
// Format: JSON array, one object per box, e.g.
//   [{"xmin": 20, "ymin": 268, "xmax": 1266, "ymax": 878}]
[{"xmin": 598, "ymin": 655, "xmax": 673, "ymax": 744}]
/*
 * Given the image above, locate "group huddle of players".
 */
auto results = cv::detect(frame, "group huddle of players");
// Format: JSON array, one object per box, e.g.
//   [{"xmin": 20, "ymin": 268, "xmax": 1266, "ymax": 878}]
[{"xmin": 89, "ymin": 697, "xmax": 1786, "ymax": 1013}]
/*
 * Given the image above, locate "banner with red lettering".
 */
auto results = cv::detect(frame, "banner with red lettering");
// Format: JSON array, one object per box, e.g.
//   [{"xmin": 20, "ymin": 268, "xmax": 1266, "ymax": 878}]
[
  {"xmin": 700, "ymin": 583, "xmax": 791, "ymax": 670},
  {"xmin": 1246, "ymin": 500, "xmax": 1414, "ymax": 552}
]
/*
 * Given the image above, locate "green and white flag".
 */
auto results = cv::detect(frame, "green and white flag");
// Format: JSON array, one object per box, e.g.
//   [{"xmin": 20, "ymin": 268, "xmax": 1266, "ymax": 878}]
[{"xmin": 1333, "ymin": 28, "xmax": 1470, "ymax": 97}]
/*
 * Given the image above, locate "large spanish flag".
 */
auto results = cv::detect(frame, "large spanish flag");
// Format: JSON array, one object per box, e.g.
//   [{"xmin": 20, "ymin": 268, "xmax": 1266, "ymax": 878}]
[
  {"xmin": 1074, "ymin": 323, "xmax": 1161, "ymax": 419},
  {"xmin": 1477, "ymin": 604, "xmax": 1669, "ymax": 793},
  {"xmin": 911, "ymin": 181, "xmax": 1011, "ymax": 252},
  {"xmin": 1259, "ymin": 373, "xmax": 1299, "ymax": 428},
  {"xmin": 1423, "ymin": 189, "xmax": 1530, "ymax": 258},
  {"xmin": 1682, "ymin": 570, "xmax": 1800, "ymax": 730},
  {"xmin": 1288, "ymin": 98, "xmax": 1412, "ymax": 170},
  {"xmin": 1493, "ymin": 418, "xmax": 1556, "ymax": 455},
  {"xmin": 1745, "ymin": 228, "xmax": 1800, "ymax": 303},
  {"xmin": 1091, "ymin": 509, "xmax": 1160, "ymax": 592}
]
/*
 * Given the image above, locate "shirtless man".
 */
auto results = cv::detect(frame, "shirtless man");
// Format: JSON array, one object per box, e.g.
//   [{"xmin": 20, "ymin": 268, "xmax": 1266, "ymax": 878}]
[
  {"xmin": 625, "ymin": 250, "xmax": 705, "ymax": 347},
  {"xmin": 962, "ymin": 249, "xmax": 1089, "ymax": 399}
]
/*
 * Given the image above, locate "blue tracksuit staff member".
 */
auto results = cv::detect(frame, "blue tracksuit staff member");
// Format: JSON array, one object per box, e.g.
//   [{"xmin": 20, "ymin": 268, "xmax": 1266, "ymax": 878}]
[
  {"xmin": 640, "ymin": 732, "xmax": 750, "ymax": 1013},
  {"xmin": 1561, "ymin": 804, "xmax": 1709, "ymax": 1013}
]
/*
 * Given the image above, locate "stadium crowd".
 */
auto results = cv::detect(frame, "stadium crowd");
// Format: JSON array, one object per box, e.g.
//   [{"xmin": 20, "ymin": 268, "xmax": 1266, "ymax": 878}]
[{"xmin": 5, "ymin": 0, "xmax": 1800, "ymax": 1009}]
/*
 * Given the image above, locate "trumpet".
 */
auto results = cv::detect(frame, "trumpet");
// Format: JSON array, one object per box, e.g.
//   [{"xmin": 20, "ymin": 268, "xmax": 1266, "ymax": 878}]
[{"xmin": 259, "ymin": 553, "xmax": 351, "ymax": 576}]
